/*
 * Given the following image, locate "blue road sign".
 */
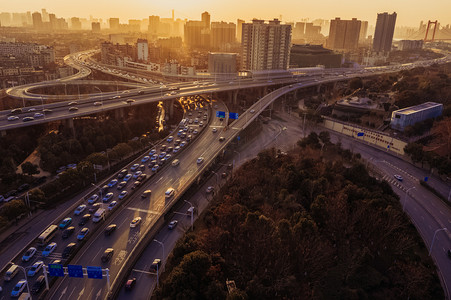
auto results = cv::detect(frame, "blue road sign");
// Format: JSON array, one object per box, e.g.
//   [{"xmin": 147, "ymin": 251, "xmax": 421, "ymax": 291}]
[
  {"xmin": 48, "ymin": 264, "xmax": 64, "ymax": 277},
  {"xmin": 229, "ymin": 112, "xmax": 239, "ymax": 119},
  {"xmin": 357, "ymin": 132, "xmax": 364, "ymax": 137},
  {"xmin": 216, "ymin": 111, "xmax": 226, "ymax": 118},
  {"xmin": 87, "ymin": 266, "xmax": 103, "ymax": 279},
  {"xmin": 237, "ymin": 136, "xmax": 240, "ymax": 141},
  {"xmin": 424, "ymin": 176, "xmax": 429, "ymax": 182},
  {"xmin": 68, "ymin": 265, "xmax": 84, "ymax": 278},
  {"xmin": 387, "ymin": 145, "xmax": 390, "ymax": 148}
]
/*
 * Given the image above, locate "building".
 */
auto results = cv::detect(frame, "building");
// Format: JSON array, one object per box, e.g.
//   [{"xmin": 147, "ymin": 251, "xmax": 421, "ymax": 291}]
[
  {"xmin": 290, "ymin": 44, "xmax": 342, "ymax": 68},
  {"xmin": 71, "ymin": 17, "xmax": 81, "ymax": 30},
  {"xmin": 184, "ymin": 21, "xmax": 205, "ymax": 48},
  {"xmin": 201, "ymin": 11, "xmax": 210, "ymax": 29},
  {"xmin": 359, "ymin": 21, "xmax": 368, "ymax": 42},
  {"xmin": 136, "ymin": 39, "xmax": 148, "ymax": 61},
  {"xmin": 109, "ymin": 18, "xmax": 120, "ymax": 30},
  {"xmin": 32, "ymin": 12, "xmax": 42, "ymax": 29},
  {"xmin": 148, "ymin": 15, "xmax": 160, "ymax": 35},
  {"xmin": 398, "ymin": 40, "xmax": 423, "ymax": 51},
  {"xmin": 241, "ymin": 19, "xmax": 292, "ymax": 71},
  {"xmin": 293, "ymin": 22, "xmax": 305, "ymax": 40},
  {"xmin": 129, "ymin": 19, "xmax": 141, "ymax": 32},
  {"xmin": 327, "ymin": 18, "xmax": 361, "ymax": 51},
  {"xmin": 237, "ymin": 19, "xmax": 245, "ymax": 42},
  {"xmin": 208, "ymin": 53, "xmax": 237, "ymax": 77},
  {"xmin": 92, "ymin": 22, "xmax": 101, "ymax": 32},
  {"xmin": 390, "ymin": 102, "xmax": 443, "ymax": 131},
  {"xmin": 373, "ymin": 12, "xmax": 397, "ymax": 53},
  {"xmin": 211, "ymin": 22, "xmax": 236, "ymax": 51}
]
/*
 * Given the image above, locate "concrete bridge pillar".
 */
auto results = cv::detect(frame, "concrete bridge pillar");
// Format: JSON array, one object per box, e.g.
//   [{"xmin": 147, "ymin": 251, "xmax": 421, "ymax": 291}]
[
  {"xmin": 317, "ymin": 83, "xmax": 322, "ymax": 93},
  {"xmin": 169, "ymin": 99, "xmax": 175, "ymax": 118},
  {"xmin": 1, "ymin": 130, "xmax": 6, "ymax": 137},
  {"xmin": 65, "ymin": 118, "xmax": 75, "ymax": 137},
  {"xmin": 115, "ymin": 108, "xmax": 125, "ymax": 120},
  {"xmin": 232, "ymin": 90, "xmax": 238, "ymax": 105}
]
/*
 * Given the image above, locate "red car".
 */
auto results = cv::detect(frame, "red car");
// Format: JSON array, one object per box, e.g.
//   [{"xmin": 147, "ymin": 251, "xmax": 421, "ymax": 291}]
[{"xmin": 125, "ymin": 278, "xmax": 136, "ymax": 290}]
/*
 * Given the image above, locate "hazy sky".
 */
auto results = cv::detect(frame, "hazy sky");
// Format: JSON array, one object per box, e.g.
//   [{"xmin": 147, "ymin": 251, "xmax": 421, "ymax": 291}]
[{"xmin": 4, "ymin": 0, "xmax": 451, "ymax": 27}]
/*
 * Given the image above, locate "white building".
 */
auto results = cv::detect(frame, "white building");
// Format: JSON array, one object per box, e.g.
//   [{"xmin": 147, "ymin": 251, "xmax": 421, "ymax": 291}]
[
  {"xmin": 136, "ymin": 39, "xmax": 148, "ymax": 62},
  {"xmin": 390, "ymin": 102, "xmax": 443, "ymax": 131},
  {"xmin": 241, "ymin": 19, "xmax": 292, "ymax": 71}
]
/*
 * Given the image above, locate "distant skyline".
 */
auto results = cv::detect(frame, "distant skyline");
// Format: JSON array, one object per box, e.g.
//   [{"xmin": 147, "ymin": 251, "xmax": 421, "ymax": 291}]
[{"xmin": 2, "ymin": 0, "xmax": 451, "ymax": 27}]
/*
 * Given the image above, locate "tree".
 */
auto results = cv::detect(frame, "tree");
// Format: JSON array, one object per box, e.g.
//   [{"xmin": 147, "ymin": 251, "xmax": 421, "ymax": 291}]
[
  {"xmin": 20, "ymin": 162, "xmax": 40, "ymax": 175},
  {"xmin": 28, "ymin": 189, "xmax": 45, "ymax": 205},
  {"xmin": 349, "ymin": 77, "xmax": 363, "ymax": 90},
  {"xmin": 404, "ymin": 143, "xmax": 425, "ymax": 164},
  {"xmin": 0, "ymin": 199, "xmax": 28, "ymax": 221}
]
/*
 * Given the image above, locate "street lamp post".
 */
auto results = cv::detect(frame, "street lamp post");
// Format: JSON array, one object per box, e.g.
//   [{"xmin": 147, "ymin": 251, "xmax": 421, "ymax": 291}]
[
  {"xmin": 184, "ymin": 200, "xmax": 194, "ymax": 231},
  {"xmin": 91, "ymin": 183, "xmax": 104, "ymax": 210},
  {"xmin": 153, "ymin": 239, "xmax": 165, "ymax": 263},
  {"xmin": 403, "ymin": 187, "xmax": 416, "ymax": 211},
  {"xmin": 233, "ymin": 150, "xmax": 241, "ymax": 164},
  {"xmin": 429, "ymin": 228, "xmax": 448, "ymax": 255},
  {"xmin": 212, "ymin": 171, "xmax": 220, "ymax": 185},
  {"xmin": 13, "ymin": 264, "xmax": 31, "ymax": 295}
]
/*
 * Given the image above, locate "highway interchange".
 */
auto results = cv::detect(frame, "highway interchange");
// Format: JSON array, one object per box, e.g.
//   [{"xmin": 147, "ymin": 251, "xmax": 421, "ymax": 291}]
[{"xmin": 0, "ymin": 49, "xmax": 450, "ymax": 299}]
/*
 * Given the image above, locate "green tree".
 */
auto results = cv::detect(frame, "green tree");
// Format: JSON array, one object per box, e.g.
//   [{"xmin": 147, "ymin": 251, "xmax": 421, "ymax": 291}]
[
  {"xmin": 0, "ymin": 199, "xmax": 28, "ymax": 221},
  {"xmin": 404, "ymin": 143, "xmax": 424, "ymax": 164}
]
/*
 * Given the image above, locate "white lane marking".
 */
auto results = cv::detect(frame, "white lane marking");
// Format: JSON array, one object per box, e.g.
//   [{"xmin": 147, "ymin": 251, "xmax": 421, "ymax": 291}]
[
  {"xmin": 132, "ymin": 268, "xmax": 155, "ymax": 275},
  {"xmin": 68, "ymin": 287, "xmax": 76, "ymax": 299},
  {"xmin": 58, "ymin": 287, "xmax": 68, "ymax": 300},
  {"xmin": 126, "ymin": 207, "xmax": 160, "ymax": 214},
  {"xmin": 439, "ymin": 210, "xmax": 444, "ymax": 215},
  {"xmin": 93, "ymin": 247, "xmax": 103, "ymax": 261}
]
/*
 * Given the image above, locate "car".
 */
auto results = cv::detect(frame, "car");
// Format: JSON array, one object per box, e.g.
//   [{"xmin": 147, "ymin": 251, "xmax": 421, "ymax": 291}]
[
  {"xmin": 74, "ymin": 204, "xmax": 87, "ymax": 215},
  {"xmin": 150, "ymin": 259, "xmax": 161, "ymax": 272},
  {"xmin": 125, "ymin": 278, "xmax": 137, "ymax": 290},
  {"xmin": 10, "ymin": 108, "xmax": 23, "ymax": 114},
  {"xmin": 108, "ymin": 179, "xmax": 118, "ymax": 187},
  {"xmin": 212, "ymin": 128, "xmax": 217, "ymax": 133},
  {"xmin": 77, "ymin": 228, "xmax": 89, "ymax": 240},
  {"xmin": 167, "ymin": 136, "xmax": 174, "ymax": 143},
  {"xmin": 149, "ymin": 149, "xmax": 157, "ymax": 156},
  {"xmin": 129, "ymin": 181, "xmax": 141, "ymax": 190},
  {"xmin": 197, "ymin": 157, "xmax": 204, "ymax": 164},
  {"xmin": 219, "ymin": 136, "xmax": 225, "ymax": 142},
  {"xmin": 172, "ymin": 159, "xmax": 180, "ymax": 167},
  {"xmin": 117, "ymin": 181, "xmax": 127, "ymax": 190},
  {"xmin": 62, "ymin": 243, "xmax": 77, "ymax": 259},
  {"xmin": 69, "ymin": 106, "xmax": 79, "ymax": 111},
  {"xmin": 118, "ymin": 169, "xmax": 128, "ymax": 178},
  {"xmin": 141, "ymin": 190, "xmax": 151, "ymax": 198},
  {"xmin": 31, "ymin": 275, "xmax": 45, "ymax": 294},
  {"xmin": 130, "ymin": 217, "xmax": 142, "ymax": 228},
  {"xmin": 118, "ymin": 191, "xmax": 128, "ymax": 200},
  {"xmin": 130, "ymin": 164, "xmax": 140, "ymax": 171},
  {"xmin": 7, "ymin": 115, "xmax": 19, "ymax": 121},
  {"xmin": 150, "ymin": 164, "xmax": 160, "ymax": 172},
  {"xmin": 180, "ymin": 141, "xmax": 187, "ymax": 147},
  {"xmin": 160, "ymin": 158, "xmax": 167, "ymax": 165},
  {"xmin": 113, "ymin": 95, "xmax": 121, "ymax": 99},
  {"xmin": 159, "ymin": 152, "xmax": 167, "ymax": 159},
  {"xmin": 87, "ymin": 194, "xmax": 99, "ymax": 204},
  {"xmin": 137, "ymin": 173, "xmax": 147, "ymax": 181},
  {"xmin": 11, "ymin": 279, "xmax": 27, "ymax": 297},
  {"xmin": 33, "ymin": 112, "xmax": 45, "ymax": 118},
  {"xmin": 78, "ymin": 214, "xmax": 91, "ymax": 226},
  {"xmin": 105, "ymin": 224, "xmax": 117, "ymax": 236},
  {"xmin": 187, "ymin": 135, "xmax": 192, "ymax": 142},
  {"xmin": 59, "ymin": 217, "xmax": 72, "ymax": 229},
  {"xmin": 193, "ymin": 129, "xmax": 198, "ymax": 135},
  {"xmin": 175, "ymin": 139, "xmax": 181, "ymax": 146},
  {"xmin": 164, "ymin": 154, "xmax": 172, "ymax": 160},
  {"xmin": 27, "ymin": 260, "xmax": 44, "ymax": 277},
  {"xmin": 173, "ymin": 146, "xmax": 181, "ymax": 153},
  {"xmin": 168, "ymin": 220, "xmax": 178, "ymax": 229},
  {"xmin": 101, "ymin": 248, "xmax": 114, "ymax": 262},
  {"xmin": 68, "ymin": 101, "xmax": 78, "ymax": 106},
  {"xmin": 206, "ymin": 186, "xmax": 214, "ymax": 194},
  {"xmin": 23, "ymin": 116, "xmax": 35, "ymax": 122},
  {"xmin": 62, "ymin": 226, "xmax": 75, "ymax": 239},
  {"xmin": 394, "ymin": 174, "xmax": 403, "ymax": 181},
  {"xmin": 42, "ymin": 242, "xmax": 57, "ymax": 257},
  {"xmin": 89, "ymin": 203, "xmax": 101, "ymax": 213},
  {"xmin": 250, "ymin": 109, "xmax": 255, "ymax": 113},
  {"xmin": 22, "ymin": 247, "xmax": 37, "ymax": 262},
  {"xmin": 133, "ymin": 171, "xmax": 142, "ymax": 179},
  {"xmin": 141, "ymin": 156, "xmax": 150, "ymax": 163},
  {"xmin": 165, "ymin": 188, "xmax": 175, "ymax": 198},
  {"xmin": 102, "ymin": 192, "xmax": 114, "ymax": 202},
  {"xmin": 122, "ymin": 174, "xmax": 132, "ymax": 183},
  {"xmin": 160, "ymin": 144, "xmax": 167, "ymax": 151}
]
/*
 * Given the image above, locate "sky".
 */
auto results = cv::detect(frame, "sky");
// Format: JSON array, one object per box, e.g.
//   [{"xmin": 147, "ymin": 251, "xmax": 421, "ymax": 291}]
[{"xmin": 3, "ymin": 0, "xmax": 451, "ymax": 27}]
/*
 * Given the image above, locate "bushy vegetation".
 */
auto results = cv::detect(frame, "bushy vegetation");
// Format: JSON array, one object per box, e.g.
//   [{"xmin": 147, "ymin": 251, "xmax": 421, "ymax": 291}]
[{"xmin": 155, "ymin": 138, "xmax": 443, "ymax": 300}]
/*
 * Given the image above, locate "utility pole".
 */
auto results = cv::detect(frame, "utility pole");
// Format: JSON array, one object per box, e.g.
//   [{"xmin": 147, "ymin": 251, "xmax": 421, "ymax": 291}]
[{"xmin": 303, "ymin": 112, "xmax": 307, "ymax": 138}]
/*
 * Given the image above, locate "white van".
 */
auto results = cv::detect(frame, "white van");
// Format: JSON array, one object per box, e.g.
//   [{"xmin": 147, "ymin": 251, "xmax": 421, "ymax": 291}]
[
  {"xmin": 165, "ymin": 188, "xmax": 175, "ymax": 198},
  {"xmin": 4, "ymin": 264, "xmax": 19, "ymax": 281},
  {"xmin": 92, "ymin": 208, "xmax": 106, "ymax": 223},
  {"xmin": 171, "ymin": 159, "xmax": 180, "ymax": 167},
  {"xmin": 19, "ymin": 293, "xmax": 31, "ymax": 300}
]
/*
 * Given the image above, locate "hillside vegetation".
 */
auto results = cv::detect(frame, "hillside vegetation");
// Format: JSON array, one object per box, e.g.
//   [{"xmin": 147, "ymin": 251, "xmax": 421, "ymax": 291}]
[{"xmin": 155, "ymin": 138, "xmax": 443, "ymax": 300}]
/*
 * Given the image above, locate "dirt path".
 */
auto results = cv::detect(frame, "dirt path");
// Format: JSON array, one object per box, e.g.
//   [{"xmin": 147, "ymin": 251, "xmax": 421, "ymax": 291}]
[{"xmin": 17, "ymin": 149, "xmax": 51, "ymax": 177}]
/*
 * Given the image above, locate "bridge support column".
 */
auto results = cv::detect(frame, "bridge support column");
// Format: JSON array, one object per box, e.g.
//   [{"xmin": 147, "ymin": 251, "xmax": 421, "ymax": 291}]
[
  {"xmin": 65, "ymin": 118, "xmax": 75, "ymax": 137},
  {"xmin": 115, "ymin": 108, "xmax": 125, "ymax": 120},
  {"xmin": 0, "ymin": 130, "xmax": 6, "ymax": 137},
  {"xmin": 317, "ymin": 84, "xmax": 322, "ymax": 93},
  {"xmin": 169, "ymin": 99, "xmax": 175, "ymax": 118},
  {"xmin": 232, "ymin": 90, "xmax": 238, "ymax": 105}
]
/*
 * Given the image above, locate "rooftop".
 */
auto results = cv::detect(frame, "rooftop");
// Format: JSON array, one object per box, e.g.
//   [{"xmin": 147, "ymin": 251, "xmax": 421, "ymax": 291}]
[{"xmin": 394, "ymin": 102, "xmax": 442, "ymax": 115}]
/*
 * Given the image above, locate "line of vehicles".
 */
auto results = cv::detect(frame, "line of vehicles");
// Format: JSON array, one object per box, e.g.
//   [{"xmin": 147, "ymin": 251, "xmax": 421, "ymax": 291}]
[{"xmin": 1, "ymin": 97, "xmax": 211, "ymax": 298}]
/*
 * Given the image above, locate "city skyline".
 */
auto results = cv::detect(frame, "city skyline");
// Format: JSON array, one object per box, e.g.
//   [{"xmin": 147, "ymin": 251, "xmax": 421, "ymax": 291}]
[{"xmin": 2, "ymin": 0, "xmax": 451, "ymax": 27}]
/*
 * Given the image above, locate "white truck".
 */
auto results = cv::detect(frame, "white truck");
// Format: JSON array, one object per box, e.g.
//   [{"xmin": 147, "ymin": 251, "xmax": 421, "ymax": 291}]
[{"xmin": 92, "ymin": 208, "xmax": 106, "ymax": 223}]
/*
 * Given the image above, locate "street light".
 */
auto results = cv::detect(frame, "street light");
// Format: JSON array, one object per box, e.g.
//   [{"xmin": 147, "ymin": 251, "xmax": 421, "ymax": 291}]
[
  {"xmin": 184, "ymin": 200, "xmax": 194, "ymax": 231},
  {"xmin": 212, "ymin": 171, "xmax": 220, "ymax": 185},
  {"xmin": 233, "ymin": 150, "xmax": 241, "ymax": 164},
  {"xmin": 12, "ymin": 263, "xmax": 31, "ymax": 295},
  {"xmin": 403, "ymin": 187, "xmax": 416, "ymax": 211},
  {"xmin": 429, "ymin": 228, "xmax": 448, "ymax": 255},
  {"xmin": 91, "ymin": 183, "xmax": 105, "ymax": 210},
  {"xmin": 153, "ymin": 239, "xmax": 165, "ymax": 263}
]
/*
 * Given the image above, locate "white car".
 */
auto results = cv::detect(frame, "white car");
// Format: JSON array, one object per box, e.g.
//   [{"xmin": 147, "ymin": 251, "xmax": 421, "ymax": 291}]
[
  {"xmin": 206, "ymin": 186, "xmax": 214, "ymax": 194},
  {"xmin": 130, "ymin": 164, "xmax": 140, "ymax": 171},
  {"xmin": 108, "ymin": 201, "xmax": 118, "ymax": 210},
  {"xmin": 118, "ymin": 191, "xmax": 128, "ymax": 200},
  {"xmin": 11, "ymin": 280, "xmax": 27, "ymax": 297},
  {"xmin": 42, "ymin": 242, "xmax": 57, "ymax": 257},
  {"xmin": 394, "ymin": 174, "xmax": 403, "ymax": 181},
  {"xmin": 151, "ymin": 165, "xmax": 160, "ymax": 172},
  {"xmin": 167, "ymin": 136, "xmax": 174, "ymax": 143},
  {"xmin": 212, "ymin": 128, "xmax": 217, "ymax": 133},
  {"xmin": 27, "ymin": 260, "xmax": 44, "ymax": 277},
  {"xmin": 130, "ymin": 217, "xmax": 142, "ymax": 228},
  {"xmin": 93, "ymin": 102, "xmax": 102, "ymax": 106},
  {"xmin": 172, "ymin": 159, "xmax": 180, "ymax": 167},
  {"xmin": 88, "ymin": 194, "xmax": 99, "ymax": 204},
  {"xmin": 74, "ymin": 204, "xmax": 87, "ymax": 215},
  {"xmin": 22, "ymin": 247, "xmax": 37, "ymax": 261},
  {"xmin": 7, "ymin": 116, "xmax": 19, "ymax": 121},
  {"xmin": 133, "ymin": 171, "xmax": 142, "ymax": 179},
  {"xmin": 197, "ymin": 157, "xmax": 204, "ymax": 164}
]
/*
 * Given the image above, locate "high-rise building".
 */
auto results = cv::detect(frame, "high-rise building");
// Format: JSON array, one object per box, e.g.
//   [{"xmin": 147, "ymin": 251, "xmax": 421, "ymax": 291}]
[
  {"xmin": 49, "ymin": 13, "xmax": 56, "ymax": 29},
  {"xmin": 109, "ymin": 18, "xmax": 120, "ymax": 30},
  {"xmin": 92, "ymin": 22, "xmax": 101, "ymax": 32},
  {"xmin": 241, "ymin": 19, "xmax": 292, "ymax": 71},
  {"xmin": 129, "ymin": 19, "xmax": 141, "ymax": 32},
  {"xmin": 201, "ymin": 11, "xmax": 210, "ymax": 29},
  {"xmin": 136, "ymin": 39, "xmax": 148, "ymax": 61},
  {"xmin": 211, "ymin": 22, "xmax": 236, "ymax": 50},
  {"xmin": 148, "ymin": 15, "xmax": 160, "ymax": 35},
  {"xmin": 359, "ymin": 21, "xmax": 368, "ymax": 42},
  {"xmin": 293, "ymin": 22, "xmax": 305, "ymax": 39},
  {"xmin": 373, "ymin": 12, "xmax": 397, "ymax": 53},
  {"xmin": 327, "ymin": 17, "xmax": 361, "ymax": 51},
  {"xmin": 32, "ymin": 12, "xmax": 43, "ymax": 29},
  {"xmin": 208, "ymin": 53, "xmax": 237, "ymax": 77},
  {"xmin": 41, "ymin": 9, "xmax": 49, "ymax": 22},
  {"xmin": 184, "ymin": 20, "xmax": 204, "ymax": 48},
  {"xmin": 237, "ymin": 19, "xmax": 245, "ymax": 42},
  {"xmin": 71, "ymin": 17, "xmax": 82, "ymax": 30}
]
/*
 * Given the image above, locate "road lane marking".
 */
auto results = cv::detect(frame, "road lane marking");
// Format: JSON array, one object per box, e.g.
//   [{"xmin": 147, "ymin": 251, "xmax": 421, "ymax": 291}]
[
  {"xmin": 440, "ymin": 210, "xmax": 444, "ymax": 215},
  {"xmin": 132, "ymin": 268, "xmax": 155, "ymax": 275}
]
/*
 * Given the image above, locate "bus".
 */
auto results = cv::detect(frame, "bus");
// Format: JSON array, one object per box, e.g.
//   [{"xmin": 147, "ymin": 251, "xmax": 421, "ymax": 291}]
[{"xmin": 37, "ymin": 225, "xmax": 58, "ymax": 246}]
